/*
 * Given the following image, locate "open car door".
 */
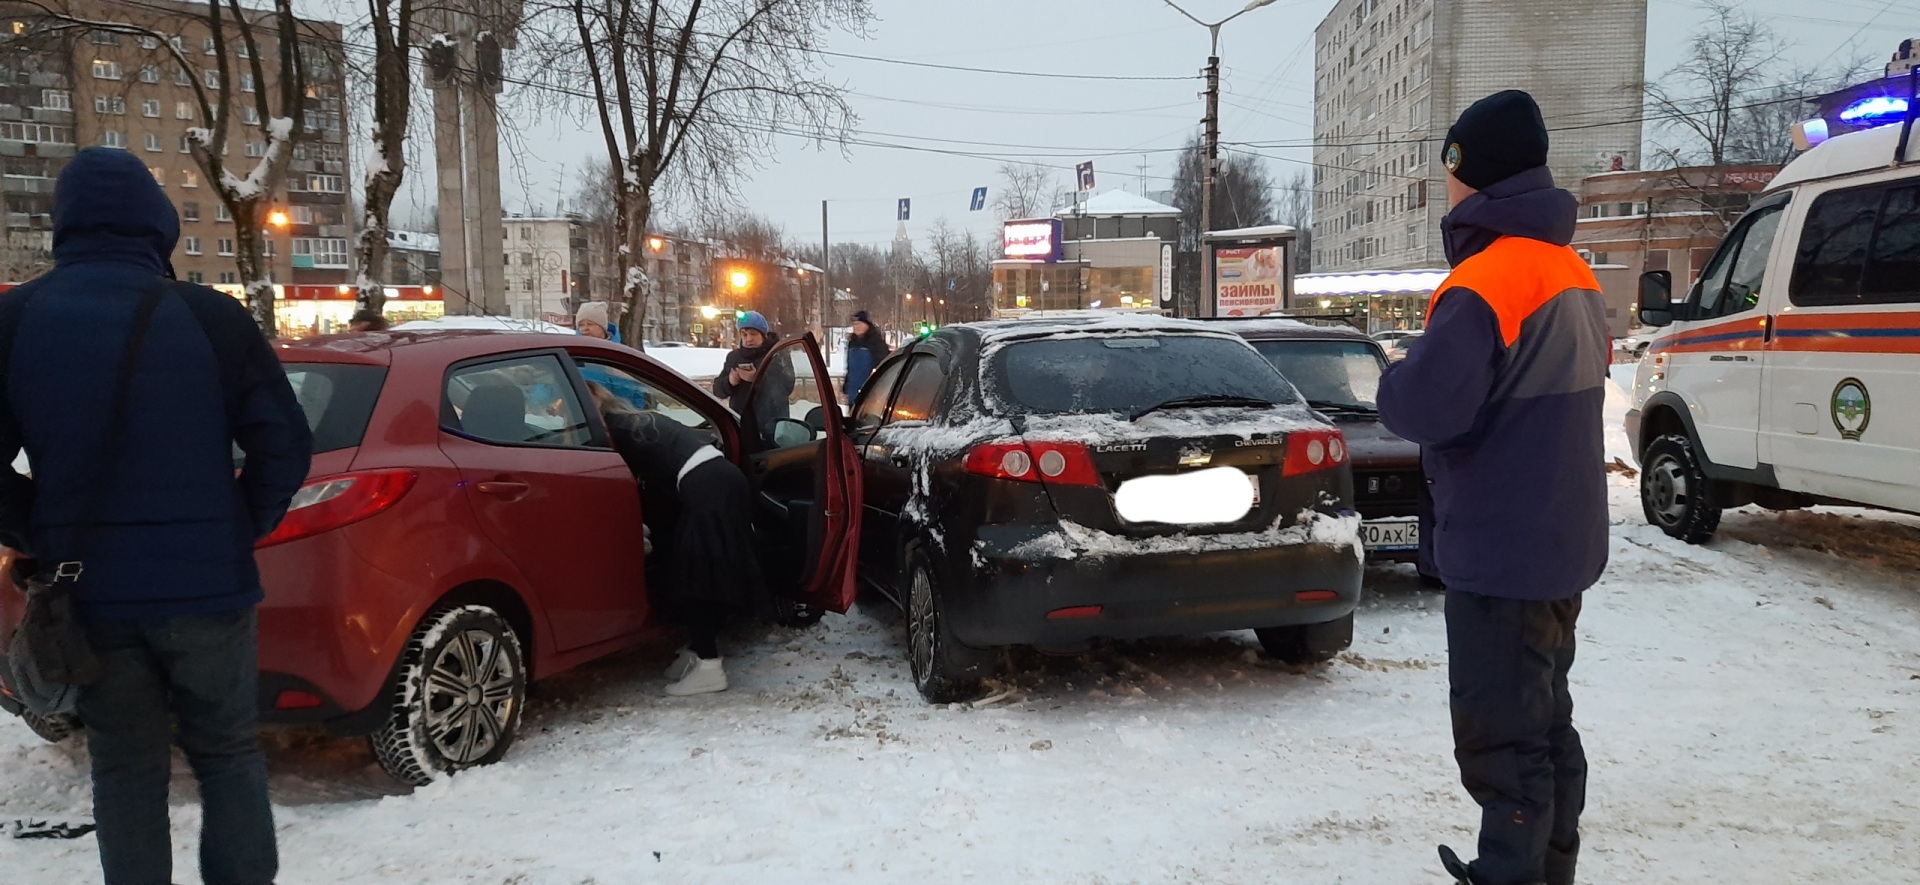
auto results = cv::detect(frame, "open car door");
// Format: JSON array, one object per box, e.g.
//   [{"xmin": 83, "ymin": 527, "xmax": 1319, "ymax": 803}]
[{"xmin": 741, "ymin": 334, "xmax": 863, "ymax": 614}]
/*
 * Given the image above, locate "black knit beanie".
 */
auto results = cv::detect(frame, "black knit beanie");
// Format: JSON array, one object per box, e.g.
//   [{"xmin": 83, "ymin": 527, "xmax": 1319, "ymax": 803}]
[{"xmin": 1443, "ymin": 90, "xmax": 1550, "ymax": 190}]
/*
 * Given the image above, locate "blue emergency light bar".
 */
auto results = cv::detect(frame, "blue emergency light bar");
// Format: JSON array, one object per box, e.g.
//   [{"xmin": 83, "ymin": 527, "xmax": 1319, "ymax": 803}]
[{"xmin": 1840, "ymin": 95, "xmax": 1911, "ymax": 125}]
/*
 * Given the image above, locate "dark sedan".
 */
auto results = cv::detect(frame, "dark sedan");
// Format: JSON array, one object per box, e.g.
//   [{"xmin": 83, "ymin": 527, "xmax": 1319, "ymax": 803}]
[
  {"xmin": 848, "ymin": 315, "xmax": 1365, "ymax": 702},
  {"xmin": 1211, "ymin": 319, "xmax": 1431, "ymax": 580}
]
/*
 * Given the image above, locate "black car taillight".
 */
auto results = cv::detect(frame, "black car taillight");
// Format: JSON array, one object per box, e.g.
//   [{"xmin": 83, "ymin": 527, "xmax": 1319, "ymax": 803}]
[
  {"xmin": 964, "ymin": 440, "xmax": 1101, "ymax": 487},
  {"xmin": 1282, "ymin": 429, "xmax": 1349, "ymax": 477}
]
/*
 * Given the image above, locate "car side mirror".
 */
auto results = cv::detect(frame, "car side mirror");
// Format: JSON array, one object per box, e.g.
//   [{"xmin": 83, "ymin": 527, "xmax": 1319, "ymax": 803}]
[
  {"xmin": 770, "ymin": 418, "xmax": 815, "ymax": 448},
  {"xmin": 804, "ymin": 406, "xmax": 827, "ymax": 433},
  {"xmin": 1639, "ymin": 271, "xmax": 1674, "ymax": 328}
]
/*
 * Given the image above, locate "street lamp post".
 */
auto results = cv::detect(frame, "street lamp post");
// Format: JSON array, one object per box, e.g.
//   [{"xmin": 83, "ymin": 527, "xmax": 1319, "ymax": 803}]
[{"xmin": 1162, "ymin": 0, "xmax": 1280, "ymax": 318}]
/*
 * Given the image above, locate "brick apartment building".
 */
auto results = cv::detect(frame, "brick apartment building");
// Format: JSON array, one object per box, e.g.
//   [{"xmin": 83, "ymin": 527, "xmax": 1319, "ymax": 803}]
[
  {"xmin": 1572, "ymin": 164, "xmax": 1781, "ymax": 288},
  {"xmin": 0, "ymin": 0, "xmax": 348, "ymax": 301},
  {"xmin": 1311, "ymin": 0, "xmax": 1648, "ymax": 272}
]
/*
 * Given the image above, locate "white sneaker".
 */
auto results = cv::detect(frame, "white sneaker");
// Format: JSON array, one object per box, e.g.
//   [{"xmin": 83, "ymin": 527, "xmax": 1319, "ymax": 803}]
[
  {"xmin": 664, "ymin": 657, "xmax": 728, "ymax": 696},
  {"xmin": 665, "ymin": 647, "xmax": 699, "ymax": 682}
]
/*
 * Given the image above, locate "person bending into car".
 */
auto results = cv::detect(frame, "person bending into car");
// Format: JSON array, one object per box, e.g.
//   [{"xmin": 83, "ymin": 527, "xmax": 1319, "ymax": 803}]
[
  {"xmin": 1377, "ymin": 91, "xmax": 1609, "ymax": 885},
  {"xmin": 711, "ymin": 311, "xmax": 793, "ymax": 444},
  {"xmin": 587, "ymin": 383, "xmax": 765, "ymax": 696}
]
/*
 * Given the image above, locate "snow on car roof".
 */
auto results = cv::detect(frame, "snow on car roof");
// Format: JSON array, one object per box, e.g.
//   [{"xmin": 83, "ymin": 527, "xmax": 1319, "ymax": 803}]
[
  {"xmin": 393, "ymin": 316, "xmax": 575, "ymax": 335},
  {"xmin": 1770, "ymin": 123, "xmax": 1920, "ymax": 192},
  {"xmin": 1203, "ymin": 317, "xmax": 1371, "ymax": 340},
  {"xmin": 965, "ymin": 311, "xmax": 1225, "ymax": 344}
]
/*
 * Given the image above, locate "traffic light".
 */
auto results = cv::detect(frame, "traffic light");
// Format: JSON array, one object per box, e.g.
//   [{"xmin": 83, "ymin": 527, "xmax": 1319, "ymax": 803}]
[{"xmin": 915, "ymin": 321, "xmax": 936, "ymax": 339}]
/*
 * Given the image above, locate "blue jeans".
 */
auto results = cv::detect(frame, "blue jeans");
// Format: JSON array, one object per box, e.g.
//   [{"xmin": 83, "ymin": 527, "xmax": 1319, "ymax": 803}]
[{"xmin": 77, "ymin": 608, "xmax": 276, "ymax": 885}]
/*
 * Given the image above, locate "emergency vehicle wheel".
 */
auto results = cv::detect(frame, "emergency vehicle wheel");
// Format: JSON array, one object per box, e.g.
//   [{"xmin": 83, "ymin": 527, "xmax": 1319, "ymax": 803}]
[{"xmin": 1641, "ymin": 433, "xmax": 1722, "ymax": 544}]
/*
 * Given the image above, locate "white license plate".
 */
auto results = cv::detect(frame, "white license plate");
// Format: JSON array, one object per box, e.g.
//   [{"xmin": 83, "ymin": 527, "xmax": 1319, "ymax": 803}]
[{"xmin": 1360, "ymin": 519, "xmax": 1419, "ymax": 551}]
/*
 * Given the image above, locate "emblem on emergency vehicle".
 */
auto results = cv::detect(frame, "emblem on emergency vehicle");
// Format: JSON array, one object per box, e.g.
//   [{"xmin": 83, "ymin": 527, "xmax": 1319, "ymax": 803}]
[
  {"xmin": 1830, "ymin": 378, "xmax": 1871, "ymax": 441},
  {"xmin": 1444, "ymin": 143, "xmax": 1462, "ymax": 172}
]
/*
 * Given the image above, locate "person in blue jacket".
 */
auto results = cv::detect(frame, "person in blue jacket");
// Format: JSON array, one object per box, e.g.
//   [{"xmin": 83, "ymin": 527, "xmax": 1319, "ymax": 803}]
[
  {"xmin": 842, "ymin": 310, "xmax": 890, "ymax": 406},
  {"xmin": 1376, "ymin": 92, "xmax": 1609, "ymax": 885},
  {"xmin": 0, "ymin": 148, "xmax": 312, "ymax": 885}
]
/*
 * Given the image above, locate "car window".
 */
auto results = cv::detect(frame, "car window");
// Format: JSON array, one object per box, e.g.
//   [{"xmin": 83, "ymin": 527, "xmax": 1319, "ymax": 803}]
[
  {"xmin": 577, "ymin": 360, "xmax": 712, "ymax": 430},
  {"xmin": 887, "ymin": 355, "xmax": 944, "ymax": 424},
  {"xmin": 1699, "ymin": 205, "xmax": 1782, "ymax": 318},
  {"xmin": 443, "ymin": 354, "xmax": 592, "ymax": 447},
  {"xmin": 852, "ymin": 358, "xmax": 906, "ymax": 434},
  {"xmin": 990, "ymin": 334, "xmax": 1296, "ymax": 416},
  {"xmin": 282, "ymin": 363, "xmax": 385, "ymax": 453},
  {"xmin": 1250, "ymin": 340, "xmax": 1386, "ymax": 410},
  {"xmin": 1859, "ymin": 184, "xmax": 1920, "ymax": 304},
  {"xmin": 1791, "ymin": 186, "xmax": 1877, "ymax": 306}
]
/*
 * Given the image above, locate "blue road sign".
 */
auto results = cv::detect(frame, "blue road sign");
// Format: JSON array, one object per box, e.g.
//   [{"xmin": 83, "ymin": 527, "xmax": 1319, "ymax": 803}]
[
  {"xmin": 1076, "ymin": 161, "xmax": 1096, "ymax": 192},
  {"xmin": 898, "ymin": 198, "xmax": 911, "ymax": 221},
  {"xmin": 970, "ymin": 187, "xmax": 988, "ymax": 211}
]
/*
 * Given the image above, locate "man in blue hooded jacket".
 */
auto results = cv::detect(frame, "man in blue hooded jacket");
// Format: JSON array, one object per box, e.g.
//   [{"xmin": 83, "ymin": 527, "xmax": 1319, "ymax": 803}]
[
  {"xmin": 1377, "ymin": 92, "xmax": 1609, "ymax": 885},
  {"xmin": 0, "ymin": 148, "xmax": 311, "ymax": 885}
]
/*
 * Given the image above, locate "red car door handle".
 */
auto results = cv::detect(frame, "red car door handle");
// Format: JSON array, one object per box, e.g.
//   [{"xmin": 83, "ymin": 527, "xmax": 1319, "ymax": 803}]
[{"xmin": 476, "ymin": 481, "xmax": 530, "ymax": 499}]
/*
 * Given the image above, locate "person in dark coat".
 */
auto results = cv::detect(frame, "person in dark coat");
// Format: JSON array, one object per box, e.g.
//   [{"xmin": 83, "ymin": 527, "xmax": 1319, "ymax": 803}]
[
  {"xmin": 587, "ymin": 383, "xmax": 765, "ymax": 696},
  {"xmin": 1376, "ymin": 91, "xmax": 1609, "ymax": 885},
  {"xmin": 842, "ymin": 310, "xmax": 890, "ymax": 406},
  {"xmin": 710, "ymin": 310, "xmax": 793, "ymax": 445},
  {"xmin": 0, "ymin": 148, "xmax": 312, "ymax": 885}
]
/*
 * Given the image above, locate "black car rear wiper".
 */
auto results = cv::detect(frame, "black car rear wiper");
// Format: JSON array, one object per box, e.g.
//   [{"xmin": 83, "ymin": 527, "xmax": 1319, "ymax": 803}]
[
  {"xmin": 1307, "ymin": 399, "xmax": 1377, "ymax": 415},
  {"xmin": 1130, "ymin": 395, "xmax": 1278, "ymax": 421}
]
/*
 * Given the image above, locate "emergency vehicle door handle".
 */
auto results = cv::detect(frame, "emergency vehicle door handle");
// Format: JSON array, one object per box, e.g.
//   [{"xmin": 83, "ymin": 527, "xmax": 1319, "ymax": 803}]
[{"xmin": 1711, "ymin": 355, "xmax": 1734, "ymax": 362}]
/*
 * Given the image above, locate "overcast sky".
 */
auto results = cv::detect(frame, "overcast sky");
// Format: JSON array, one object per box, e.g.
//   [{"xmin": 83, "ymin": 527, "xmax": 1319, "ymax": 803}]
[{"xmin": 357, "ymin": 0, "xmax": 1917, "ymax": 248}]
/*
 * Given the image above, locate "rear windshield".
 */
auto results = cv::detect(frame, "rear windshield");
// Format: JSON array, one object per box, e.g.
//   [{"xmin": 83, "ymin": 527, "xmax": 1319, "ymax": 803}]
[
  {"xmin": 990, "ymin": 334, "xmax": 1295, "ymax": 415},
  {"xmin": 285, "ymin": 363, "xmax": 386, "ymax": 453},
  {"xmin": 1251, "ymin": 340, "xmax": 1388, "ymax": 411}
]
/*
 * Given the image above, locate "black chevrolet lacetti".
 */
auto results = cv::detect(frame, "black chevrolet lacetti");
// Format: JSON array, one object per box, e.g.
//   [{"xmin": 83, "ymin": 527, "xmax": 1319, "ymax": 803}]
[{"xmin": 845, "ymin": 314, "xmax": 1364, "ymax": 702}]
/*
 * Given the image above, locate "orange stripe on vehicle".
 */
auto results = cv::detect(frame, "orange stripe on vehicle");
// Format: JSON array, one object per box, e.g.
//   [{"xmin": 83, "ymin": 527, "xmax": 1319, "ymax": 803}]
[
  {"xmin": 1433, "ymin": 237, "xmax": 1601, "ymax": 346},
  {"xmin": 1772, "ymin": 311, "xmax": 1920, "ymax": 331}
]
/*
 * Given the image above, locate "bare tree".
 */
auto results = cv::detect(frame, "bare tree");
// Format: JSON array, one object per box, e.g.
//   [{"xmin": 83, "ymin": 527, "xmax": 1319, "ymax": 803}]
[
  {"xmin": 992, "ymin": 162, "xmax": 1056, "ymax": 221},
  {"xmin": 355, "ymin": 0, "xmax": 417, "ymax": 315},
  {"xmin": 1172, "ymin": 136, "xmax": 1275, "ymax": 250},
  {"xmin": 1273, "ymin": 169, "xmax": 1313, "ymax": 273},
  {"xmin": 22, "ymin": 1, "xmax": 312, "ymax": 333},
  {"xmin": 527, "ymin": 0, "xmax": 871, "ymax": 346}
]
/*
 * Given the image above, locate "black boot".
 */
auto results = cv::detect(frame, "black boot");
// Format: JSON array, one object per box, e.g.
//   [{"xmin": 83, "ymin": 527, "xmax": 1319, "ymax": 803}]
[
  {"xmin": 1438, "ymin": 844, "xmax": 1549, "ymax": 885},
  {"xmin": 1545, "ymin": 837, "xmax": 1578, "ymax": 885}
]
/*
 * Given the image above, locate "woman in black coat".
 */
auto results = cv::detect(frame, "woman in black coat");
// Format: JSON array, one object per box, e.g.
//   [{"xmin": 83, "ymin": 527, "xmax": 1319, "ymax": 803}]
[{"xmin": 589, "ymin": 383, "xmax": 766, "ymax": 697}]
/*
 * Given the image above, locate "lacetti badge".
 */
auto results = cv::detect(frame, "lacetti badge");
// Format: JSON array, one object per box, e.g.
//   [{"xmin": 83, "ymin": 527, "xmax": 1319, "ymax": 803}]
[{"xmin": 1831, "ymin": 378, "xmax": 1871, "ymax": 440}]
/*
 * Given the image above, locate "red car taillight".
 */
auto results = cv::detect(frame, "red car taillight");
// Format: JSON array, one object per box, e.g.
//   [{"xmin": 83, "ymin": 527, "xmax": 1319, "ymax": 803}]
[
  {"xmin": 257, "ymin": 469, "xmax": 418, "ymax": 548},
  {"xmin": 964, "ymin": 440, "xmax": 1101, "ymax": 487},
  {"xmin": 1282, "ymin": 429, "xmax": 1349, "ymax": 477}
]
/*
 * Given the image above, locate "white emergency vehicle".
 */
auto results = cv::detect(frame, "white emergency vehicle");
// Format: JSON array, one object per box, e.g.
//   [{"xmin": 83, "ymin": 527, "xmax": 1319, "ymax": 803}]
[{"xmin": 1628, "ymin": 101, "xmax": 1920, "ymax": 542}]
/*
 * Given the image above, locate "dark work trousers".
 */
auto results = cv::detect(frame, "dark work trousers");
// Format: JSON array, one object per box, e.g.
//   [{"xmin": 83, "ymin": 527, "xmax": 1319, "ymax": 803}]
[
  {"xmin": 76, "ymin": 608, "xmax": 277, "ymax": 885},
  {"xmin": 1445, "ymin": 590, "xmax": 1585, "ymax": 885}
]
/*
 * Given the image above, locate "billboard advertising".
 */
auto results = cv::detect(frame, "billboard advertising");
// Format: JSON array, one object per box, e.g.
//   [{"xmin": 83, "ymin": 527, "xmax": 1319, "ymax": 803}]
[
  {"xmin": 1002, "ymin": 219, "xmax": 1063, "ymax": 262},
  {"xmin": 1213, "ymin": 245, "xmax": 1286, "ymax": 316}
]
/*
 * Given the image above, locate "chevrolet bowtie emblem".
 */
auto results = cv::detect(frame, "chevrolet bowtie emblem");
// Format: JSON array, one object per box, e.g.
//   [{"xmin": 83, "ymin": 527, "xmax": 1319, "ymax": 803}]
[{"xmin": 1178, "ymin": 447, "xmax": 1212, "ymax": 468}]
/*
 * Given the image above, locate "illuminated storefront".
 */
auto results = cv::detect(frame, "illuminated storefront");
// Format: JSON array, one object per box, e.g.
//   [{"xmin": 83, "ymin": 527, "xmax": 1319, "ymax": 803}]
[
  {"xmin": 991, "ymin": 192, "xmax": 1180, "ymax": 317},
  {"xmin": 210, "ymin": 284, "xmax": 447, "ymax": 337},
  {"xmin": 1292, "ymin": 269, "xmax": 1449, "ymax": 333}
]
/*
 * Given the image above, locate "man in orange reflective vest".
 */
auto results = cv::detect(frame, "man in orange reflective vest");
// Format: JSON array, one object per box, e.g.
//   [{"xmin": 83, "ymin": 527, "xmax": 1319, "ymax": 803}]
[{"xmin": 1378, "ymin": 91, "xmax": 1610, "ymax": 885}]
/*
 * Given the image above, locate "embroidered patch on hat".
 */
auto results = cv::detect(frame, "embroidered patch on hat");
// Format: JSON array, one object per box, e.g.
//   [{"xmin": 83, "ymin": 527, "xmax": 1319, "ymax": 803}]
[{"xmin": 1444, "ymin": 143, "xmax": 1463, "ymax": 173}]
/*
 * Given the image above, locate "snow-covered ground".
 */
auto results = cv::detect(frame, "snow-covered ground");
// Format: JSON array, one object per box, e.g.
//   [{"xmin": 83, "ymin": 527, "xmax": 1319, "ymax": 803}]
[{"xmin": 4, "ymin": 369, "xmax": 1918, "ymax": 883}]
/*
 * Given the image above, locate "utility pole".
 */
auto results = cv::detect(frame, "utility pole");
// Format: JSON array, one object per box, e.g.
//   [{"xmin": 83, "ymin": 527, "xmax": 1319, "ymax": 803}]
[
  {"xmin": 1201, "ymin": 51, "xmax": 1221, "ymax": 318},
  {"xmin": 1162, "ymin": 0, "xmax": 1278, "ymax": 319}
]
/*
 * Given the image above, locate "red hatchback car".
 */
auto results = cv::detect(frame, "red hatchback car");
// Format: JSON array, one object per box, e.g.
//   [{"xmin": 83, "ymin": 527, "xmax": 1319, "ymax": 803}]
[{"xmin": 2, "ymin": 329, "xmax": 860, "ymax": 784}]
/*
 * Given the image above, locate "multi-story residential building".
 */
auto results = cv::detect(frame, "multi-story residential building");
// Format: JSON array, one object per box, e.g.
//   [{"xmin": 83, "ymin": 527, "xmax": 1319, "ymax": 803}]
[
  {"xmin": 385, "ymin": 229, "xmax": 441, "ymax": 286},
  {"xmin": 640, "ymin": 232, "xmax": 716, "ymax": 344},
  {"xmin": 0, "ymin": 0, "xmax": 348, "ymax": 302},
  {"xmin": 501, "ymin": 215, "xmax": 591, "ymax": 324},
  {"xmin": 1311, "ymin": 0, "xmax": 1648, "ymax": 272}
]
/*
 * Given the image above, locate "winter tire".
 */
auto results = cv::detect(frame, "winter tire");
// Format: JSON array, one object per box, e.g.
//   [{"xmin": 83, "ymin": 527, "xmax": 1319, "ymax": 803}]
[
  {"xmin": 20, "ymin": 710, "xmax": 79, "ymax": 744},
  {"xmin": 1640, "ymin": 433, "xmax": 1722, "ymax": 544},
  {"xmin": 371, "ymin": 605, "xmax": 526, "ymax": 787},
  {"xmin": 905, "ymin": 559, "xmax": 985, "ymax": 704},
  {"xmin": 1256, "ymin": 612, "xmax": 1354, "ymax": 665}
]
